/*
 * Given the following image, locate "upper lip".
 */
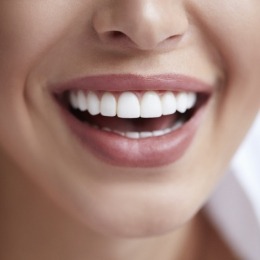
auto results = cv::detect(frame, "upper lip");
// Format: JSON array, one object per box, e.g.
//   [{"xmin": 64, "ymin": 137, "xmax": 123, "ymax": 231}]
[{"xmin": 51, "ymin": 74, "xmax": 214, "ymax": 94}]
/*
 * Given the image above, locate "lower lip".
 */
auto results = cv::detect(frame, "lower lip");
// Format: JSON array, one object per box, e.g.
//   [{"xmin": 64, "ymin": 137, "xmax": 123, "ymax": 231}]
[{"xmin": 57, "ymin": 102, "xmax": 207, "ymax": 168}]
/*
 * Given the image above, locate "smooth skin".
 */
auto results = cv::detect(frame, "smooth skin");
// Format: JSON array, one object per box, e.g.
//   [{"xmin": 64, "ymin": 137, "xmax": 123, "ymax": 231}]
[{"xmin": 0, "ymin": 1, "xmax": 259, "ymax": 259}]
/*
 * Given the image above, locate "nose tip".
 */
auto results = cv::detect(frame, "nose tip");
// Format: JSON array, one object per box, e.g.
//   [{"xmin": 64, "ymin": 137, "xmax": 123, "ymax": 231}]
[{"xmin": 93, "ymin": 1, "xmax": 189, "ymax": 51}]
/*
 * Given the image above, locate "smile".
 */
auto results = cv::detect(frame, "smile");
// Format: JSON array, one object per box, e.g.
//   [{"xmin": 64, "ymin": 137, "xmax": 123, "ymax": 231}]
[
  {"xmin": 68, "ymin": 90, "xmax": 197, "ymax": 138},
  {"xmin": 53, "ymin": 74, "xmax": 212, "ymax": 167}
]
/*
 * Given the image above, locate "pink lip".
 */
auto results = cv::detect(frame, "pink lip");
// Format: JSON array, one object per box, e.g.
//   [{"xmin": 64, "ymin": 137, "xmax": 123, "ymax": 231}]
[
  {"xmin": 52, "ymin": 74, "xmax": 213, "ymax": 93},
  {"xmin": 52, "ymin": 74, "xmax": 213, "ymax": 168}
]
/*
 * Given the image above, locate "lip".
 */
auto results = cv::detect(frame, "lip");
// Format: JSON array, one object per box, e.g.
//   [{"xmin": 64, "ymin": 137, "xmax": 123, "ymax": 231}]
[
  {"xmin": 52, "ymin": 73, "xmax": 213, "ymax": 94},
  {"xmin": 52, "ymin": 74, "xmax": 213, "ymax": 168}
]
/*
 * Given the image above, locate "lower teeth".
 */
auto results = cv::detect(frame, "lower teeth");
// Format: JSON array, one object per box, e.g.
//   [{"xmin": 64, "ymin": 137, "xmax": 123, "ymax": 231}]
[
  {"xmin": 69, "ymin": 103, "xmax": 190, "ymax": 139},
  {"xmin": 94, "ymin": 120, "xmax": 184, "ymax": 139}
]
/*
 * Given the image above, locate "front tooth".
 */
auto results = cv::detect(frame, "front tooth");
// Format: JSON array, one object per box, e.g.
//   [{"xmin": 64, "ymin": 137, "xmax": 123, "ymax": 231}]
[
  {"xmin": 87, "ymin": 91, "xmax": 100, "ymax": 115},
  {"xmin": 140, "ymin": 132, "xmax": 153, "ymax": 138},
  {"xmin": 117, "ymin": 92, "xmax": 140, "ymax": 118},
  {"xmin": 176, "ymin": 92, "xmax": 188, "ymax": 113},
  {"xmin": 100, "ymin": 92, "xmax": 116, "ymax": 117},
  {"xmin": 141, "ymin": 91, "xmax": 162, "ymax": 118},
  {"xmin": 125, "ymin": 132, "xmax": 140, "ymax": 139},
  {"xmin": 161, "ymin": 92, "xmax": 177, "ymax": 115},
  {"xmin": 187, "ymin": 92, "xmax": 197, "ymax": 109},
  {"xmin": 69, "ymin": 91, "xmax": 79, "ymax": 109},
  {"xmin": 77, "ymin": 90, "xmax": 88, "ymax": 111}
]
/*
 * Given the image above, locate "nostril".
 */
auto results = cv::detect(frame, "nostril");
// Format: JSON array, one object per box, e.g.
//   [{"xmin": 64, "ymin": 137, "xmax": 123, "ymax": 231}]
[
  {"xmin": 101, "ymin": 30, "xmax": 135, "ymax": 47},
  {"xmin": 110, "ymin": 31, "xmax": 126, "ymax": 39},
  {"xmin": 107, "ymin": 31, "xmax": 132, "ymax": 43}
]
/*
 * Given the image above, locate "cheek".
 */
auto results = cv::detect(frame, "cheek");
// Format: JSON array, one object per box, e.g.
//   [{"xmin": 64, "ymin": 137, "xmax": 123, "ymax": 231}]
[
  {"xmin": 0, "ymin": 1, "xmax": 83, "ymax": 79},
  {"xmin": 184, "ymin": 1, "xmax": 260, "ymax": 193},
  {"xmin": 194, "ymin": 0, "xmax": 260, "ymax": 122},
  {"xmin": 0, "ymin": 2, "xmax": 90, "ymax": 199},
  {"xmin": 0, "ymin": 1, "xmax": 89, "ymax": 158},
  {"xmin": 192, "ymin": 1, "xmax": 260, "ymax": 72}
]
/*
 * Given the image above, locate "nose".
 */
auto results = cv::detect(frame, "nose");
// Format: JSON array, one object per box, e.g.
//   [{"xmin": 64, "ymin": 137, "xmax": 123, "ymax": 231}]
[{"xmin": 93, "ymin": 0, "xmax": 189, "ymax": 51}]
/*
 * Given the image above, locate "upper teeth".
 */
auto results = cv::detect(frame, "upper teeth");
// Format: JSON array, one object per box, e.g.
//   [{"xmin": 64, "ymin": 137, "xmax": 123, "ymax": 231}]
[{"xmin": 69, "ymin": 90, "xmax": 197, "ymax": 118}]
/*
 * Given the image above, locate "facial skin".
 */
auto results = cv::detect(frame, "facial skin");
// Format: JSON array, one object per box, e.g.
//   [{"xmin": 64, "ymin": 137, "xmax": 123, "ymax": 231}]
[{"xmin": 0, "ymin": 1, "xmax": 259, "ymax": 256}]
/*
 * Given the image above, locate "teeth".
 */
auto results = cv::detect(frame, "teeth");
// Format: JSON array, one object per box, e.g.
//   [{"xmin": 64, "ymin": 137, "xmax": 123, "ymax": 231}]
[
  {"xmin": 152, "ymin": 129, "xmax": 166, "ymax": 137},
  {"xmin": 140, "ymin": 91, "xmax": 162, "ymax": 118},
  {"xmin": 176, "ymin": 92, "xmax": 188, "ymax": 113},
  {"xmin": 140, "ymin": 131, "xmax": 153, "ymax": 138},
  {"xmin": 69, "ymin": 90, "xmax": 197, "ymax": 118},
  {"xmin": 161, "ymin": 91, "xmax": 177, "ymax": 115},
  {"xmin": 69, "ymin": 91, "xmax": 79, "ymax": 109},
  {"xmin": 117, "ymin": 92, "xmax": 140, "ymax": 118},
  {"xmin": 77, "ymin": 91, "xmax": 88, "ymax": 111},
  {"xmin": 187, "ymin": 92, "xmax": 197, "ymax": 109},
  {"xmin": 96, "ymin": 120, "xmax": 184, "ymax": 139},
  {"xmin": 87, "ymin": 91, "xmax": 100, "ymax": 115},
  {"xmin": 125, "ymin": 132, "xmax": 140, "ymax": 139},
  {"xmin": 101, "ymin": 92, "xmax": 117, "ymax": 117}
]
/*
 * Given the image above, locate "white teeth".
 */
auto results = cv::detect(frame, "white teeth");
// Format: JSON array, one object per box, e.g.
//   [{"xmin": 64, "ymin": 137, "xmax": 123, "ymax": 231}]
[
  {"xmin": 161, "ymin": 91, "xmax": 177, "ymax": 115},
  {"xmin": 100, "ymin": 92, "xmax": 117, "ymax": 117},
  {"xmin": 176, "ymin": 92, "xmax": 188, "ymax": 113},
  {"xmin": 108, "ymin": 121, "xmax": 184, "ymax": 139},
  {"xmin": 77, "ymin": 91, "xmax": 88, "ymax": 111},
  {"xmin": 92, "ymin": 121, "xmax": 184, "ymax": 139},
  {"xmin": 163, "ymin": 128, "xmax": 172, "ymax": 134},
  {"xmin": 87, "ymin": 91, "xmax": 100, "ymax": 115},
  {"xmin": 125, "ymin": 132, "xmax": 140, "ymax": 139},
  {"xmin": 140, "ymin": 132, "xmax": 153, "ymax": 138},
  {"xmin": 113, "ymin": 130, "xmax": 125, "ymax": 137},
  {"xmin": 152, "ymin": 129, "xmax": 165, "ymax": 137},
  {"xmin": 69, "ymin": 91, "xmax": 79, "ymax": 109},
  {"xmin": 117, "ymin": 92, "xmax": 140, "ymax": 118},
  {"xmin": 140, "ymin": 91, "xmax": 162, "ymax": 118},
  {"xmin": 187, "ymin": 92, "xmax": 197, "ymax": 109},
  {"xmin": 68, "ymin": 90, "xmax": 197, "ymax": 118}
]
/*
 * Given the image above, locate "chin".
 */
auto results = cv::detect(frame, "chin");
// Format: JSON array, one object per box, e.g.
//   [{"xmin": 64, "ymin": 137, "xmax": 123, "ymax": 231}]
[{"xmin": 69, "ymin": 188, "xmax": 202, "ymax": 238}]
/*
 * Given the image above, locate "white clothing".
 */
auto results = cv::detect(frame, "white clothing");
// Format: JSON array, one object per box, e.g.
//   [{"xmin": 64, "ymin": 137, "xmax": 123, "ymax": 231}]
[{"xmin": 206, "ymin": 113, "xmax": 260, "ymax": 260}]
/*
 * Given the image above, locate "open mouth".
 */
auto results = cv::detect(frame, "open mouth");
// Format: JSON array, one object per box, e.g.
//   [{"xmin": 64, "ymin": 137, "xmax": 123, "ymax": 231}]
[
  {"xmin": 52, "ymin": 74, "xmax": 212, "ymax": 167},
  {"xmin": 56, "ymin": 89, "xmax": 207, "ymax": 139}
]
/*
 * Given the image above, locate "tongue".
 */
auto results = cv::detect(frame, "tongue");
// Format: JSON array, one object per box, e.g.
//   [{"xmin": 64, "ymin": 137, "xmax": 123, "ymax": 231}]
[{"xmin": 82, "ymin": 113, "xmax": 178, "ymax": 132}]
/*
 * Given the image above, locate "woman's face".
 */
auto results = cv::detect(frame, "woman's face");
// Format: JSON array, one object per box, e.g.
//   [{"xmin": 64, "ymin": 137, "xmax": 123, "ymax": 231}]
[{"xmin": 0, "ymin": 0, "xmax": 259, "ymax": 237}]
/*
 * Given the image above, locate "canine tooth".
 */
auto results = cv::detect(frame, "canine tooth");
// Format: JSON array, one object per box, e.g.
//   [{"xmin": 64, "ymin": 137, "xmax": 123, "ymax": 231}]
[
  {"xmin": 125, "ymin": 132, "xmax": 140, "ymax": 139},
  {"xmin": 176, "ymin": 92, "xmax": 188, "ymax": 113},
  {"xmin": 140, "ymin": 132, "xmax": 153, "ymax": 138},
  {"xmin": 77, "ymin": 90, "xmax": 88, "ymax": 111},
  {"xmin": 187, "ymin": 92, "xmax": 197, "ymax": 109},
  {"xmin": 117, "ymin": 92, "xmax": 140, "ymax": 118},
  {"xmin": 100, "ymin": 92, "xmax": 117, "ymax": 117},
  {"xmin": 69, "ymin": 91, "xmax": 79, "ymax": 109},
  {"xmin": 87, "ymin": 91, "xmax": 100, "ymax": 115},
  {"xmin": 141, "ymin": 91, "xmax": 162, "ymax": 118},
  {"xmin": 161, "ymin": 92, "xmax": 177, "ymax": 115}
]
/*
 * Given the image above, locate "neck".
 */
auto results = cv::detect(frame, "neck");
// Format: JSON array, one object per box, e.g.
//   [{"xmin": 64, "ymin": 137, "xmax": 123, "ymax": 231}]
[{"xmin": 0, "ymin": 159, "xmax": 203, "ymax": 260}]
